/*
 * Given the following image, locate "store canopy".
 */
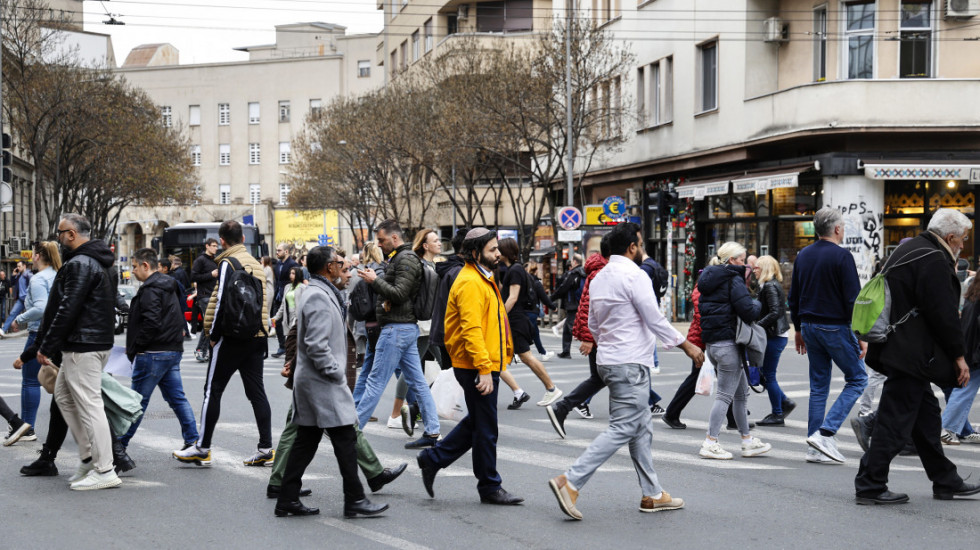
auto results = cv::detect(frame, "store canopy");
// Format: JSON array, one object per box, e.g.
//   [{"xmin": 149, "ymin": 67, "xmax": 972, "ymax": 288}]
[
  {"xmin": 676, "ymin": 161, "xmax": 818, "ymax": 201},
  {"xmin": 862, "ymin": 162, "xmax": 980, "ymax": 183},
  {"xmin": 529, "ymin": 246, "xmax": 556, "ymax": 258}
]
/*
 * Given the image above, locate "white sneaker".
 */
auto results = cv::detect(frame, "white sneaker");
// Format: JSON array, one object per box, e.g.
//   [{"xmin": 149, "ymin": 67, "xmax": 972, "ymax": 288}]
[
  {"xmin": 540, "ymin": 351, "xmax": 555, "ymax": 362},
  {"xmin": 806, "ymin": 432, "xmax": 846, "ymax": 463},
  {"xmin": 699, "ymin": 439, "xmax": 733, "ymax": 460},
  {"xmin": 70, "ymin": 469, "xmax": 122, "ymax": 491},
  {"xmin": 536, "ymin": 387, "xmax": 563, "ymax": 407},
  {"xmin": 941, "ymin": 429, "xmax": 961, "ymax": 446},
  {"xmin": 805, "ymin": 448, "xmax": 837, "ymax": 464},
  {"xmin": 68, "ymin": 461, "xmax": 96, "ymax": 483},
  {"xmin": 651, "ymin": 365, "xmax": 661, "ymax": 375},
  {"xmin": 741, "ymin": 437, "xmax": 772, "ymax": 457},
  {"xmin": 513, "ymin": 355, "xmax": 522, "ymax": 364},
  {"xmin": 386, "ymin": 416, "xmax": 402, "ymax": 429},
  {"xmin": 960, "ymin": 433, "xmax": 980, "ymax": 444},
  {"xmin": 172, "ymin": 444, "xmax": 212, "ymax": 466}
]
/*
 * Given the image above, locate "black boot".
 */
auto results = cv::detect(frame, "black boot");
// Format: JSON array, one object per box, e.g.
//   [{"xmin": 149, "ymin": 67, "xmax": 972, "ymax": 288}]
[
  {"xmin": 112, "ymin": 440, "xmax": 136, "ymax": 473},
  {"xmin": 21, "ymin": 445, "xmax": 59, "ymax": 476}
]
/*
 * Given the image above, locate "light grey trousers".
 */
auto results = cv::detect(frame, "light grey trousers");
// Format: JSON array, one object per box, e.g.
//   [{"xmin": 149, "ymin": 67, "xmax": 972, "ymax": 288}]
[
  {"xmin": 707, "ymin": 341, "xmax": 750, "ymax": 438},
  {"xmin": 566, "ymin": 363, "xmax": 662, "ymax": 497},
  {"xmin": 857, "ymin": 369, "xmax": 888, "ymax": 416},
  {"xmin": 54, "ymin": 350, "xmax": 113, "ymax": 472}
]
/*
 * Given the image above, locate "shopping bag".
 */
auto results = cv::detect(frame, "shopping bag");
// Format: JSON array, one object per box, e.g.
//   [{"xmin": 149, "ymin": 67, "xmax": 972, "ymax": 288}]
[
  {"xmin": 431, "ymin": 368, "xmax": 467, "ymax": 421},
  {"xmin": 101, "ymin": 373, "xmax": 144, "ymax": 436},
  {"xmin": 695, "ymin": 355, "xmax": 716, "ymax": 396}
]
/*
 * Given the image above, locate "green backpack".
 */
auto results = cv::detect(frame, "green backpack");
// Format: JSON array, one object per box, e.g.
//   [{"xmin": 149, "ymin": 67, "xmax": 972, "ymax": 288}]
[{"xmin": 852, "ymin": 248, "xmax": 942, "ymax": 343}]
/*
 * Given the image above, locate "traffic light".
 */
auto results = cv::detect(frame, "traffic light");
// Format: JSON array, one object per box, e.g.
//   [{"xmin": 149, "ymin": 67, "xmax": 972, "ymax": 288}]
[
  {"xmin": 2, "ymin": 133, "xmax": 12, "ymax": 184},
  {"xmin": 656, "ymin": 191, "xmax": 667, "ymax": 223},
  {"xmin": 663, "ymin": 190, "xmax": 679, "ymax": 216}
]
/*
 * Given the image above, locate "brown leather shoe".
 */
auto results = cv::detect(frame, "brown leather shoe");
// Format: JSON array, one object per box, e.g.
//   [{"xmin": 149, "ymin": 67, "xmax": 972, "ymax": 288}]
[
  {"xmin": 639, "ymin": 491, "xmax": 685, "ymax": 513},
  {"xmin": 548, "ymin": 474, "xmax": 583, "ymax": 520}
]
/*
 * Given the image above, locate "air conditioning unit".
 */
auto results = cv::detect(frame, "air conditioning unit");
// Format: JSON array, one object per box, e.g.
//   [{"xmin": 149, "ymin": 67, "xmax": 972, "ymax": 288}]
[
  {"xmin": 457, "ymin": 4, "xmax": 469, "ymax": 20},
  {"xmin": 946, "ymin": 0, "xmax": 980, "ymax": 18},
  {"xmin": 9, "ymin": 236, "xmax": 20, "ymax": 253},
  {"xmin": 763, "ymin": 17, "xmax": 789, "ymax": 42}
]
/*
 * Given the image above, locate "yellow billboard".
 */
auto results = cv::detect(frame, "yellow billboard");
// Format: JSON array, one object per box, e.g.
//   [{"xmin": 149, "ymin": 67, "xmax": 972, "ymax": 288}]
[{"xmin": 274, "ymin": 209, "xmax": 339, "ymax": 249}]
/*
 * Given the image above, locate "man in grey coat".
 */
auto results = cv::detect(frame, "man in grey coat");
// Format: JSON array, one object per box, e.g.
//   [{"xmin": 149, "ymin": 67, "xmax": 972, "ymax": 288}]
[{"xmin": 275, "ymin": 246, "xmax": 389, "ymax": 519}]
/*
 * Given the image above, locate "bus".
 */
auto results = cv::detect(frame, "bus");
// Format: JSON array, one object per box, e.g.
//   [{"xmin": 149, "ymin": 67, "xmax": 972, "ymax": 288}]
[{"xmin": 159, "ymin": 223, "xmax": 266, "ymax": 267}]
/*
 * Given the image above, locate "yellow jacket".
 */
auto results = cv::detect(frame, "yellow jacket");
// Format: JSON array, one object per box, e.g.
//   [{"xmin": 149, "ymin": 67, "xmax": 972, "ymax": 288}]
[{"xmin": 444, "ymin": 262, "xmax": 512, "ymax": 374}]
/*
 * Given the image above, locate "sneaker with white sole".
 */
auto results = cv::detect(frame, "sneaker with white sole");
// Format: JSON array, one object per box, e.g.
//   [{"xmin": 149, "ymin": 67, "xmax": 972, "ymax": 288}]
[
  {"xmin": 805, "ymin": 448, "xmax": 837, "ymax": 464},
  {"xmin": 650, "ymin": 404, "xmax": 666, "ymax": 417},
  {"xmin": 651, "ymin": 365, "xmax": 661, "ymax": 375},
  {"xmin": 173, "ymin": 445, "xmax": 212, "ymax": 466},
  {"xmin": 699, "ymin": 439, "xmax": 733, "ymax": 460},
  {"xmin": 386, "ymin": 416, "xmax": 402, "ymax": 429},
  {"xmin": 540, "ymin": 351, "xmax": 555, "ymax": 362},
  {"xmin": 806, "ymin": 432, "xmax": 846, "ymax": 463},
  {"xmin": 941, "ymin": 429, "xmax": 961, "ymax": 446},
  {"xmin": 3, "ymin": 421, "xmax": 31, "ymax": 446},
  {"xmin": 19, "ymin": 430, "xmax": 38, "ymax": 442},
  {"xmin": 639, "ymin": 491, "xmax": 684, "ymax": 512},
  {"xmin": 548, "ymin": 474, "xmax": 583, "ymax": 520},
  {"xmin": 537, "ymin": 387, "xmax": 563, "ymax": 407},
  {"xmin": 68, "ymin": 461, "xmax": 96, "ymax": 483},
  {"xmin": 960, "ymin": 433, "xmax": 980, "ymax": 444},
  {"xmin": 574, "ymin": 404, "xmax": 593, "ymax": 419},
  {"xmin": 244, "ymin": 449, "xmax": 275, "ymax": 466},
  {"xmin": 70, "ymin": 469, "xmax": 122, "ymax": 491},
  {"xmin": 741, "ymin": 437, "xmax": 772, "ymax": 457}
]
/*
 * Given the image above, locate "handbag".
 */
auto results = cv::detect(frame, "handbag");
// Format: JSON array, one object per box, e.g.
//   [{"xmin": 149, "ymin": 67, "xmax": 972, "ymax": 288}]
[{"xmin": 38, "ymin": 363, "xmax": 60, "ymax": 394}]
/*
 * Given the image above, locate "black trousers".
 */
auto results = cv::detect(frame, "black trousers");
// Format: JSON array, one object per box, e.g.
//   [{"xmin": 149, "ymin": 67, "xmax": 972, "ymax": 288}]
[
  {"xmin": 199, "ymin": 337, "xmax": 272, "ymax": 449},
  {"xmin": 554, "ymin": 347, "xmax": 603, "ymax": 416},
  {"xmin": 561, "ymin": 309, "xmax": 576, "ymax": 355},
  {"xmin": 280, "ymin": 424, "xmax": 364, "ymax": 504},
  {"xmin": 855, "ymin": 373, "xmax": 962, "ymax": 496},
  {"xmin": 665, "ymin": 360, "xmax": 699, "ymax": 421},
  {"xmin": 272, "ymin": 297, "xmax": 286, "ymax": 351}
]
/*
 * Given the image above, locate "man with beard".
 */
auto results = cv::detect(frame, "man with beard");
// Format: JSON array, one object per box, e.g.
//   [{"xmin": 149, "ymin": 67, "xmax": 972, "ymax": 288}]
[
  {"xmin": 548, "ymin": 222, "xmax": 703, "ymax": 520},
  {"xmin": 191, "ymin": 238, "xmax": 219, "ymax": 362},
  {"xmin": 416, "ymin": 228, "xmax": 523, "ymax": 505}
]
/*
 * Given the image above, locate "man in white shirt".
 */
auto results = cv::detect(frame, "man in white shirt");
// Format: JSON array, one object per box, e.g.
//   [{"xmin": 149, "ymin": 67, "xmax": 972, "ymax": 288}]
[{"xmin": 548, "ymin": 222, "xmax": 704, "ymax": 520}]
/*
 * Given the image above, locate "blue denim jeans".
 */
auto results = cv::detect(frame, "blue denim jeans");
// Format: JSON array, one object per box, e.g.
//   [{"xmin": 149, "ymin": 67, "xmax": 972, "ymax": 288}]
[
  {"xmin": 941, "ymin": 368, "xmax": 980, "ymax": 436},
  {"xmin": 355, "ymin": 323, "xmax": 440, "ymax": 436},
  {"xmin": 3, "ymin": 299, "xmax": 25, "ymax": 333},
  {"xmin": 20, "ymin": 332, "xmax": 41, "ymax": 426},
  {"xmin": 352, "ymin": 326, "xmax": 381, "ymax": 406},
  {"xmin": 120, "ymin": 351, "xmax": 199, "ymax": 447},
  {"xmin": 762, "ymin": 336, "xmax": 788, "ymax": 415},
  {"xmin": 801, "ymin": 322, "xmax": 868, "ymax": 436}
]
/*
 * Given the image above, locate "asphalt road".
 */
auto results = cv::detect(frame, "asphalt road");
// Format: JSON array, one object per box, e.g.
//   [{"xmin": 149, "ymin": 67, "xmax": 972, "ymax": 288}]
[{"xmin": 2, "ymin": 329, "xmax": 979, "ymax": 549}]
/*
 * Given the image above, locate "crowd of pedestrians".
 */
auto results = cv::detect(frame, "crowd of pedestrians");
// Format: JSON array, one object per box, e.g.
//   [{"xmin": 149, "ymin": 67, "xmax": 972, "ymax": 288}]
[{"xmin": 4, "ymin": 208, "xmax": 980, "ymax": 519}]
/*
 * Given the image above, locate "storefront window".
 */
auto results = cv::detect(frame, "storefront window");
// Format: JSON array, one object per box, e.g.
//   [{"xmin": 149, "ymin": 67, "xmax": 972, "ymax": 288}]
[
  {"xmin": 930, "ymin": 180, "xmax": 975, "ymax": 215},
  {"xmin": 707, "ymin": 193, "xmax": 731, "ymax": 219},
  {"xmin": 776, "ymin": 220, "xmax": 816, "ymax": 294},
  {"xmin": 773, "ymin": 183, "xmax": 820, "ymax": 215},
  {"xmin": 884, "ymin": 180, "xmax": 925, "ymax": 215},
  {"xmin": 732, "ymin": 193, "xmax": 756, "ymax": 218}
]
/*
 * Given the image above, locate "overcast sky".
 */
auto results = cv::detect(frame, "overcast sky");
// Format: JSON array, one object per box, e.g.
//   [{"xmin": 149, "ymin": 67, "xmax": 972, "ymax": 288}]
[{"xmin": 80, "ymin": 0, "xmax": 384, "ymax": 65}]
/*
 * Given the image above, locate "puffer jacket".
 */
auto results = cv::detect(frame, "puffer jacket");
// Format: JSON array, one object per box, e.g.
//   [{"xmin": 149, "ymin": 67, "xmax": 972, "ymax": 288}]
[
  {"xmin": 686, "ymin": 287, "xmax": 704, "ymax": 350},
  {"xmin": 697, "ymin": 264, "xmax": 761, "ymax": 344},
  {"xmin": 126, "ymin": 271, "xmax": 186, "ymax": 361},
  {"xmin": 372, "ymin": 243, "xmax": 422, "ymax": 325},
  {"xmin": 757, "ymin": 279, "xmax": 791, "ymax": 338},
  {"xmin": 37, "ymin": 239, "xmax": 117, "ymax": 357},
  {"xmin": 204, "ymin": 243, "xmax": 269, "ymax": 340},
  {"xmin": 429, "ymin": 254, "xmax": 465, "ymax": 347},
  {"xmin": 572, "ymin": 254, "xmax": 609, "ymax": 344}
]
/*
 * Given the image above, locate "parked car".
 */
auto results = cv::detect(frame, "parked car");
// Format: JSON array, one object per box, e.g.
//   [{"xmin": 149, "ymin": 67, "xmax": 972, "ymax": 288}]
[{"xmin": 114, "ymin": 285, "xmax": 136, "ymax": 335}]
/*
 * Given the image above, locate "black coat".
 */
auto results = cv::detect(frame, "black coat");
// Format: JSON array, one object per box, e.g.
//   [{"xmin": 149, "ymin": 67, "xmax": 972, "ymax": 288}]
[
  {"xmin": 866, "ymin": 231, "xmax": 964, "ymax": 386},
  {"xmin": 429, "ymin": 255, "xmax": 465, "ymax": 347},
  {"xmin": 126, "ymin": 272, "xmax": 186, "ymax": 361},
  {"xmin": 191, "ymin": 252, "xmax": 219, "ymax": 301},
  {"xmin": 697, "ymin": 264, "xmax": 761, "ymax": 344},
  {"xmin": 757, "ymin": 279, "xmax": 790, "ymax": 338},
  {"xmin": 551, "ymin": 265, "xmax": 585, "ymax": 311},
  {"xmin": 36, "ymin": 240, "xmax": 117, "ymax": 357},
  {"xmin": 273, "ymin": 257, "xmax": 299, "ymax": 303}
]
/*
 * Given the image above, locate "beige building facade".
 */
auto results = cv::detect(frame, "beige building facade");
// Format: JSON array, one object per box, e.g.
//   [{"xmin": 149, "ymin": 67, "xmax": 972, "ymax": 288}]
[{"xmin": 115, "ymin": 23, "xmax": 382, "ymax": 258}]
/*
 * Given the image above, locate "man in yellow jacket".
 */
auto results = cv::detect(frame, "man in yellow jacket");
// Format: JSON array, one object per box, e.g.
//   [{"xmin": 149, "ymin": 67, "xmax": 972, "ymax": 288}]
[{"xmin": 416, "ymin": 228, "xmax": 523, "ymax": 505}]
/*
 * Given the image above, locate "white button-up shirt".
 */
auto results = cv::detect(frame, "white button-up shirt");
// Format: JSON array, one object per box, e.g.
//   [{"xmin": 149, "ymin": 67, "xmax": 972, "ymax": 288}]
[{"xmin": 588, "ymin": 255, "xmax": 684, "ymax": 369}]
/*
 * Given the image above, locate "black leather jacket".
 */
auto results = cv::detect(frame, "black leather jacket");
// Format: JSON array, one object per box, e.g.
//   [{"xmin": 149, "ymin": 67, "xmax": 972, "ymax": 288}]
[
  {"xmin": 758, "ymin": 279, "xmax": 791, "ymax": 338},
  {"xmin": 37, "ymin": 240, "xmax": 117, "ymax": 358},
  {"xmin": 373, "ymin": 244, "xmax": 422, "ymax": 326}
]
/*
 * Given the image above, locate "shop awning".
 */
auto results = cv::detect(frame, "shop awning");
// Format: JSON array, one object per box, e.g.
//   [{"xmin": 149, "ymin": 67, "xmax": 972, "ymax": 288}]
[
  {"xmin": 862, "ymin": 162, "xmax": 980, "ymax": 183},
  {"xmin": 529, "ymin": 246, "xmax": 555, "ymax": 258},
  {"xmin": 677, "ymin": 161, "xmax": 817, "ymax": 201},
  {"xmin": 677, "ymin": 179, "xmax": 729, "ymax": 200}
]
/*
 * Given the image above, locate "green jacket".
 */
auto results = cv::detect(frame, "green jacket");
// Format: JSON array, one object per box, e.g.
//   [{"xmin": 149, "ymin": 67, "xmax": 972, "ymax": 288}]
[{"xmin": 373, "ymin": 243, "xmax": 421, "ymax": 326}]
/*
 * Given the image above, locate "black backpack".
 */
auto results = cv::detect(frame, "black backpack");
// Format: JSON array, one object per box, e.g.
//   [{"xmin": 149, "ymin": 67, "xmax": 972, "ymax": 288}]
[
  {"xmin": 349, "ymin": 265, "xmax": 383, "ymax": 322},
  {"xmin": 413, "ymin": 262, "xmax": 439, "ymax": 321},
  {"xmin": 641, "ymin": 258, "xmax": 670, "ymax": 301},
  {"xmin": 523, "ymin": 272, "xmax": 539, "ymax": 311},
  {"xmin": 213, "ymin": 257, "xmax": 265, "ymax": 340}
]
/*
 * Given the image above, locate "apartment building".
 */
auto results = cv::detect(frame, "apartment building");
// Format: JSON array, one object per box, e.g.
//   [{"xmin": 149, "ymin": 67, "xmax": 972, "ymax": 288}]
[
  {"xmin": 579, "ymin": 0, "xmax": 980, "ymax": 317},
  {"xmin": 115, "ymin": 23, "xmax": 382, "ymax": 257}
]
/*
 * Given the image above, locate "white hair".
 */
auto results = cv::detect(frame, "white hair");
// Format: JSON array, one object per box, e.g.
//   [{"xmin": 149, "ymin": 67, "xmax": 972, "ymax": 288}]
[
  {"xmin": 711, "ymin": 241, "xmax": 747, "ymax": 266},
  {"xmin": 813, "ymin": 207, "xmax": 843, "ymax": 238},
  {"xmin": 927, "ymin": 208, "xmax": 972, "ymax": 239}
]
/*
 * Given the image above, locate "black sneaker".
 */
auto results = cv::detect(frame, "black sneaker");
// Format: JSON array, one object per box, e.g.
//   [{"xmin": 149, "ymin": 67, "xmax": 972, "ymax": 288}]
[
  {"xmin": 404, "ymin": 434, "xmax": 439, "ymax": 449},
  {"xmin": 556, "ymin": 352, "xmax": 572, "ymax": 359},
  {"xmin": 546, "ymin": 405, "xmax": 567, "ymax": 438},
  {"xmin": 21, "ymin": 447, "xmax": 59, "ymax": 476},
  {"xmin": 507, "ymin": 392, "xmax": 531, "ymax": 410},
  {"xmin": 271, "ymin": 349, "xmax": 286, "ymax": 359},
  {"xmin": 574, "ymin": 404, "xmax": 593, "ymax": 419},
  {"xmin": 757, "ymin": 413, "xmax": 785, "ymax": 426},
  {"xmin": 650, "ymin": 405, "xmax": 665, "ymax": 417}
]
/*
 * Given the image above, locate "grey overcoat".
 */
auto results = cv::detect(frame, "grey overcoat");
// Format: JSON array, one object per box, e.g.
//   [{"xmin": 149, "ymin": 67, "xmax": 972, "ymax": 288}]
[{"xmin": 291, "ymin": 277, "xmax": 356, "ymax": 428}]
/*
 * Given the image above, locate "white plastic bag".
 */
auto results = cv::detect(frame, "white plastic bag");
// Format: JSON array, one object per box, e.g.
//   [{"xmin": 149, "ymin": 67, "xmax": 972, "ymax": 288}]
[
  {"xmin": 694, "ymin": 355, "xmax": 716, "ymax": 396},
  {"xmin": 431, "ymin": 368, "xmax": 467, "ymax": 421}
]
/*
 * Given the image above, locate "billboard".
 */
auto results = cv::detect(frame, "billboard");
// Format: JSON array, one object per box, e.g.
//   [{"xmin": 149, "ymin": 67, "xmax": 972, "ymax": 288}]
[{"xmin": 274, "ymin": 209, "xmax": 339, "ymax": 251}]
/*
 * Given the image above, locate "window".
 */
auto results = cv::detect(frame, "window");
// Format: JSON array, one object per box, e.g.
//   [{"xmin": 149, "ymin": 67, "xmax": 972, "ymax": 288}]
[
  {"xmin": 279, "ymin": 142, "xmax": 291, "ymax": 164},
  {"xmin": 279, "ymin": 183, "xmax": 291, "ymax": 206},
  {"xmin": 844, "ymin": 1, "xmax": 875, "ymax": 79},
  {"xmin": 412, "ymin": 30, "xmax": 420, "ymax": 62},
  {"xmin": 813, "ymin": 6, "xmax": 828, "ymax": 81},
  {"xmin": 424, "ymin": 18, "xmax": 433, "ymax": 53},
  {"xmin": 189, "ymin": 105, "xmax": 201, "ymax": 126},
  {"xmin": 219, "ymin": 184, "xmax": 231, "ymax": 205},
  {"xmin": 160, "ymin": 106, "xmax": 172, "ymax": 128},
  {"xmin": 309, "ymin": 99, "xmax": 322, "ymax": 118},
  {"xmin": 249, "ymin": 143, "xmax": 261, "ymax": 165},
  {"xmin": 447, "ymin": 14, "xmax": 458, "ymax": 35},
  {"xmin": 636, "ymin": 66, "xmax": 645, "ymax": 124},
  {"xmin": 219, "ymin": 144, "xmax": 230, "ymax": 165},
  {"xmin": 218, "ymin": 103, "xmax": 230, "ymax": 125},
  {"xmin": 249, "ymin": 184, "xmax": 261, "ymax": 205},
  {"xmin": 248, "ymin": 102, "xmax": 260, "ymax": 124},
  {"xmin": 390, "ymin": 50, "xmax": 398, "ymax": 75},
  {"xmin": 697, "ymin": 41, "xmax": 718, "ymax": 113},
  {"xmin": 358, "ymin": 60, "xmax": 371, "ymax": 78},
  {"xmin": 477, "ymin": 0, "xmax": 533, "ymax": 32},
  {"xmin": 900, "ymin": 1, "xmax": 933, "ymax": 78},
  {"xmin": 190, "ymin": 145, "xmax": 201, "ymax": 166},
  {"xmin": 400, "ymin": 40, "xmax": 407, "ymax": 72},
  {"xmin": 596, "ymin": 76, "xmax": 621, "ymax": 139},
  {"xmin": 662, "ymin": 56, "xmax": 673, "ymax": 123},
  {"xmin": 592, "ymin": 0, "xmax": 620, "ymax": 23},
  {"xmin": 279, "ymin": 100, "xmax": 290, "ymax": 122}
]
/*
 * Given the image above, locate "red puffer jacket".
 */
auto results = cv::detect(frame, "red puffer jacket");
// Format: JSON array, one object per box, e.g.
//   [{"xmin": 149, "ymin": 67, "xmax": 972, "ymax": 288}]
[
  {"xmin": 571, "ymin": 254, "xmax": 609, "ymax": 344},
  {"xmin": 687, "ymin": 287, "xmax": 704, "ymax": 350}
]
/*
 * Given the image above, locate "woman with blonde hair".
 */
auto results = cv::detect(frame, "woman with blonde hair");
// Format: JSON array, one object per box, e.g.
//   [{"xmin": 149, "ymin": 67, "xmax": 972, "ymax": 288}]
[
  {"xmin": 754, "ymin": 255, "xmax": 796, "ymax": 426},
  {"xmin": 696, "ymin": 242, "xmax": 771, "ymax": 459}
]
